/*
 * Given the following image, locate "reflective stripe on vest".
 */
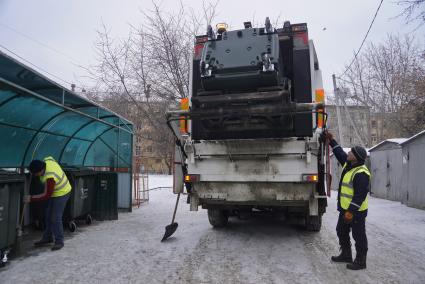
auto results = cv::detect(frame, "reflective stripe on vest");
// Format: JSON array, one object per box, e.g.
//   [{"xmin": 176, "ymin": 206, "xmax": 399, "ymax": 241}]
[
  {"xmin": 40, "ymin": 156, "xmax": 72, "ymax": 197},
  {"xmin": 340, "ymin": 163, "xmax": 370, "ymax": 211}
]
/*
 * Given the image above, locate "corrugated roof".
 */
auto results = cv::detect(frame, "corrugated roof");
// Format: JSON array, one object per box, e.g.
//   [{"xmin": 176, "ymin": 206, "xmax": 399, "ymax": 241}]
[
  {"xmin": 400, "ymin": 129, "xmax": 425, "ymax": 146},
  {"xmin": 369, "ymin": 138, "xmax": 407, "ymax": 152}
]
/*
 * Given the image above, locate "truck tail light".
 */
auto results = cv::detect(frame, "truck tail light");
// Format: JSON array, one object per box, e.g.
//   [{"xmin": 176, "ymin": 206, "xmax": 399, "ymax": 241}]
[
  {"xmin": 184, "ymin": 174, "xmax": 200, "ymax": 183},
  {"xmin": 315, "ymin": 89, "xmax": 325, "ymax": 128},
  {"xmin": 293, "ymin": 32, "xmax": 308, "ymax": 45},
  {"xmin": 180, "ymin": 98, "xmax": 189, "ymax": 133},
  {"xmin": 302, "ymin": 174, "xmax": 318, "ymax": 183}
]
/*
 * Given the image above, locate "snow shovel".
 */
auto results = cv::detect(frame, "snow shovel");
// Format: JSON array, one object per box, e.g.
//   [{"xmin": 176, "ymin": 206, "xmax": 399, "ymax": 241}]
[{"xmin": 161, "ymin": 192, "xmax": 180, "ymax": 242}]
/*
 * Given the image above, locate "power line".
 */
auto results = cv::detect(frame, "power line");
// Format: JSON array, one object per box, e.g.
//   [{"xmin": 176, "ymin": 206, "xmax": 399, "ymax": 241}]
[
  {"xmin": 340, "ymin": 0, "xmax": 384, "ymax": 77},
  {"xmin": 0, "ymin": 22, "xmax": 84, "ymax": 67},
  {"xmin": 0, "ymin": 43, "xmax": 74, "ymax": 87}
]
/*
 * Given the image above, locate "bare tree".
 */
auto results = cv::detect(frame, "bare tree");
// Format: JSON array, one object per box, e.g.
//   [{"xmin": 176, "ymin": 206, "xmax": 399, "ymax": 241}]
[
  {"xmin": 340, "ymin": 34, "xmax": 425, "ymax": 140},
  {"xmin": 397, "ymin": 0, "xmax": 425, "ymax": 26},
  {"xmin": 87, "ymin": 1, "xmax": 219, "ymax": 174}
]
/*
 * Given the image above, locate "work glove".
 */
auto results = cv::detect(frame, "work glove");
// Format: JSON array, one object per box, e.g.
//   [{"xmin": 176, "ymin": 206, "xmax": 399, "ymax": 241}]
[
  {"xmin": 23, "ymin": 195, "xmax": 31, "ymax": 204},
  {"xmin": 343, "ymin": 210, "xmax": 353, "ymax": 224},
  {"xmin": 324, "ymin": 130, "xmax": 333, "ymax": 141}
]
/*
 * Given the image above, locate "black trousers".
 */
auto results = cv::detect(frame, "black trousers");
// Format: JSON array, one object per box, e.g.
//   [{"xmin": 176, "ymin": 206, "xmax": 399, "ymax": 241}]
[{"xmin": 336, "ymin": 212, "xmax": 368, "ymax": 254}]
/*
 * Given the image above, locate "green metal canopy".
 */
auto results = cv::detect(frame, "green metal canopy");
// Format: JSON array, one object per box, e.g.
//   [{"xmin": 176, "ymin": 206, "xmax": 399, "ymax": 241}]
[{"xmin": 0, "ymin": 51, "xmax": 133, "ymax": 169}]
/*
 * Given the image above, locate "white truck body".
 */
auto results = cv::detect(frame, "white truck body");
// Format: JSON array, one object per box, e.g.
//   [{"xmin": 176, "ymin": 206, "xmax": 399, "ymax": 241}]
[{"xmin": 170, "ymin": 37, "xmax": 328, "ymax": 230}]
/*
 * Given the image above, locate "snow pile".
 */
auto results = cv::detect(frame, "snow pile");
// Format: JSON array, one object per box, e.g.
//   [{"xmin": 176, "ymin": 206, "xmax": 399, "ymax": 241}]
[{"xmin": 1, "ymin": 175, "xmax": 424, "ymax": 283}]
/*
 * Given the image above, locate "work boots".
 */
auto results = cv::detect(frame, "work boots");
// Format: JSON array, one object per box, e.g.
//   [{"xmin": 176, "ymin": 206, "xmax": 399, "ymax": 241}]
[
  {"xmin": 347, "ymin": 252, "xmax": 367, "ymax": 270},
  {"xmin": 34, "ymin": 239, "xmax": 53, "ymax": 247},
  {"xmin": 331, "ymin": 247, "xmax": 353, "ymax": 263},
  {"xmin": 51, "ymin": 243, "xmax": 64, "ymax": 251}
]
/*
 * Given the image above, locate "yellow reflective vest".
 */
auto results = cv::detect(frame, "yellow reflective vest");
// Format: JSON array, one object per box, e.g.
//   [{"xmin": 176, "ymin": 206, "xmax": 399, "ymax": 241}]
[
  {"xmin": 340, "ymin": 163, "xmax": 370, "ymax": 211},
  {"xmin": 40, "ymin": 156, "xmax": 72, "ymax": 197}
]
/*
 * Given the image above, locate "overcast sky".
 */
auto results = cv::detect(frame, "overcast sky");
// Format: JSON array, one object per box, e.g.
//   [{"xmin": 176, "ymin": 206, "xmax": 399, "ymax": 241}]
[{"xmin": 0, "ymin": 0, "xmax": 423, "ymax": 93}]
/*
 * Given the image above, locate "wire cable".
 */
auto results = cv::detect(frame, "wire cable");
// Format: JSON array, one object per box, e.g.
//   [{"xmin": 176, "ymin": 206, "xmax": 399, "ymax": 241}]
[
  {"xmin": 340, "ymin": 0, "xmax": 384, "ymax": 77},
  {"xmin": 0, "ymin": 43, "xmax": 74, "ymax": 87},
  {"xmin": 0, "ymin": 22, "xmax": 84, "ymax": 67}
]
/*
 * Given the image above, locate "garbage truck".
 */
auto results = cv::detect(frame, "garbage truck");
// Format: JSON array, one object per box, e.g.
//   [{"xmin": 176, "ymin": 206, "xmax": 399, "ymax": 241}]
[{"xmin": 166, "ymin": 19, "xmax": 330, "ymax": 231}]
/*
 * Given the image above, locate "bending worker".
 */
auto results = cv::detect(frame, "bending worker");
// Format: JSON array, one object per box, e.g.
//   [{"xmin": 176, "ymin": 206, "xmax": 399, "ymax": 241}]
[
  {"xmin": 24, "ymin": 156, "xmax": 72, "ymax": 251},
  {"xmin": 324, "ymin": 131, "xmax": 370, "ymax": 270}
]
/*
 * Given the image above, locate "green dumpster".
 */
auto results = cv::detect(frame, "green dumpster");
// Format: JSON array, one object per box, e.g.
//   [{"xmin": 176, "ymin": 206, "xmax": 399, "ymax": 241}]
[
  {"xmin": 94, "ymin": 172, "xmax": 118, "ymax": 221},
  {"xmin": 0, "ymin": 172, "xmax": 23, "ymax": 267}
]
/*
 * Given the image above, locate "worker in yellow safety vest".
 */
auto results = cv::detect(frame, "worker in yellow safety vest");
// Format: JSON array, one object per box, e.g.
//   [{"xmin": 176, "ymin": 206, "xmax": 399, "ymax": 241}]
[
  {"xmin": 24, "ymin": 156, "xmax": 72, "ymax": 251},
  {"xmin": 324, "ymin": 131, "xmax": 370, "ymax": 270}
]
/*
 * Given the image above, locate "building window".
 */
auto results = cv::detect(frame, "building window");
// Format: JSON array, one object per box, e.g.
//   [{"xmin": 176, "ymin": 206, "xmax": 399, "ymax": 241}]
[
  {"xmin": 135, "ymin": 145, "xmax": 141, "ymax": 156},
  {"xmin": 371, "ymin": 134, "xmax": 377, "ymax": 143},
  {"xmin": 371, "ymin": 120, "xmax": 377, "ymax": 128},
  {"xmin": 146, "ymin": 145, "xmax": 153, "ymax": 153},
  {"xmin": 136, "ymin": 136, "xmax": 142, "ymax": 143}
]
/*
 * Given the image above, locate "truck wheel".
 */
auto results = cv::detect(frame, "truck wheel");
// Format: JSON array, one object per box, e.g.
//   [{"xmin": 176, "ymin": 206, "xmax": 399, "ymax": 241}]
[
  {"xmin": 305, "ymin": 215, "xmax": 322, "ymax": 232},
  {"xmin": 207, "ymin": 209, "xmax": 229, "ymax": 228}
]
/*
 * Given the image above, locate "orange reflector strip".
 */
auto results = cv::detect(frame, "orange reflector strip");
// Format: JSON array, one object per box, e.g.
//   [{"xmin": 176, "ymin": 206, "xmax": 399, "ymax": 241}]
[
  {"xmin": 315, "ymin": 89, "xmax": 325, "ymax": 128},
  {"xmin": 180, "ymin": 98, "xmax": 189, "ymax": 133}
]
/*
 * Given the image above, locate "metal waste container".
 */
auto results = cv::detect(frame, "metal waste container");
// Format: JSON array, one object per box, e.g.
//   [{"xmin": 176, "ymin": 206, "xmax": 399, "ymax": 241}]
[
  {"xmin": 94, "ymin": 172, "xmax": 118, "ymax": 221},
  {"xmin": 0, "ymin": 172, "xmax": 23, "ymax": 267},
  {"xmin": 63, "ymin": 169, "xmax": 96, "ymax": 232}
]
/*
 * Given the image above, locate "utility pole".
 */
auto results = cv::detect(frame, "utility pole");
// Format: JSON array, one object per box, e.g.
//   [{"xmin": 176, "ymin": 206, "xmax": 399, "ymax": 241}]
[
  {"xmin": 339, "ymin": 93, "xmax": 365, "ymax": 147},
  {"xmin": 332, "ymin": 74, "xmax": 344, "ymax": 146}
]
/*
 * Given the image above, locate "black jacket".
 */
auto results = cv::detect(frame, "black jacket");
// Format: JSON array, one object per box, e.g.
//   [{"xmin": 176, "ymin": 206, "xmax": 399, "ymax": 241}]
[{"xmin": 330, "ymin": 139, "xmax": 370, "ymax": 216}]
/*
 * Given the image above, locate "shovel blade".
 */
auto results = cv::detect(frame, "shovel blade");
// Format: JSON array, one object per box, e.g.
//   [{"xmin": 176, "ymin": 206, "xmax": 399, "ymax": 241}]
[{"xmin": 161, "ymin": 222, "xmax": 178, "ymax": 242}]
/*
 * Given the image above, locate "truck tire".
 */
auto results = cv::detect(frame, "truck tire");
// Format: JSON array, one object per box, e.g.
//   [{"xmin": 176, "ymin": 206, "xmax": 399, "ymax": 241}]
[
  {"xmin": 305, "ymin": 215, "xmax": 322, "ymax": 232},
  {"xmin": 207, "ymin": 209, "xmax": 229, "ymax": 228}
]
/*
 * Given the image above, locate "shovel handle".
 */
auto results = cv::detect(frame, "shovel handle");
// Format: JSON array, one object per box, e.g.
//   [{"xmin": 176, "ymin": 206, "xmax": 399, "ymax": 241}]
[
  {"xmin": 20, "ymin": 203, "xmax": 27, "ymax": 227},
  {"xmin": 20, "ymin": 174, "xmax": 32, "ymax": 227},
  {"xmin": 171, "ymin": 193, "xmax": 180, "ymax": 223}
]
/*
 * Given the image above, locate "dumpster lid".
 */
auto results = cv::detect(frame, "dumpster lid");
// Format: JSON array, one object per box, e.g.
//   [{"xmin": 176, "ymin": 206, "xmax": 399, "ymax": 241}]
[
  {"xmin": 0, "ymin": 170, "xmax": 24, "ymax": 182},
  {"xmin": 0, "ymin": 51, "xmax": 133, "ymax": 169}
]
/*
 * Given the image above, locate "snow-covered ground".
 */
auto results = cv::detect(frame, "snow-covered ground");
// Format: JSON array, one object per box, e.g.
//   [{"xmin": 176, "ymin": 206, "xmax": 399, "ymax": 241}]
[{"xmin": 1, "ymin": 175, "xmax": 425, "ymax": 283}]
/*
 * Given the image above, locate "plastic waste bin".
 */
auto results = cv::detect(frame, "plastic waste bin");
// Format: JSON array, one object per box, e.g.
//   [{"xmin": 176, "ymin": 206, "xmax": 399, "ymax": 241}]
[
  {"xmin": 63, "ymin": 168, "xmax": 96, "ymax": 232},
  {"xmin": 94, "ymin": 172, "xmax": 118, "ymax": 221}
]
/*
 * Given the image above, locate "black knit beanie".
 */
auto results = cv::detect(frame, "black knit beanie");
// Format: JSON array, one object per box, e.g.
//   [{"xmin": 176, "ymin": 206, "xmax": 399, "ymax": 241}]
[
  {"xmin": 28, "ymin": 160, "xmax": 46, "ymax": 174},
  {"xmin": 351, "ymin": 146, "xmax": 367, "ymax": 162}
]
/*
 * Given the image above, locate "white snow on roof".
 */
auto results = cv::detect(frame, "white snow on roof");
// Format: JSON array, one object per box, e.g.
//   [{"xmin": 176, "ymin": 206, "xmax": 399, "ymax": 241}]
[
  {"xmin": 369, "ymin": 138, "xmax": 407, "ymax": 152},
  {"xmin": 387, "ymin": 138, "xmax": 408, "ymax": 144},
  {"xmin": 330, "ymin": 147, "xmax": 370, "ymax": 156},
  {"xmin": 400, "ymin": 129, "xmax": 425, "ymax": 145}
]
